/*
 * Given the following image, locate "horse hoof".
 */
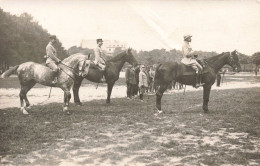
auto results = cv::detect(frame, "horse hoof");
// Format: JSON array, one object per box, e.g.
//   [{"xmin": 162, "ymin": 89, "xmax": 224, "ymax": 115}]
[
  {"xmin": 63, "ymin": 106, "xmax": 68, "ymax": 112},
  {"xmin": 204, "ymin": 109, "xmax": 209, "ymax": 113},
  {"xmin": 65, "ymin": 111, "xmax": 72, "ymax": 115},
  {"xmin": 26, "ymin": 105, "xmax": 31, "ymax": 110},
  {"xmin": 21, "ymin": 107, "xmax": 29, "ymax": 115},
  {"xmin": 75, "ymin": 102, "xmax": 82, "ymax": 106}
]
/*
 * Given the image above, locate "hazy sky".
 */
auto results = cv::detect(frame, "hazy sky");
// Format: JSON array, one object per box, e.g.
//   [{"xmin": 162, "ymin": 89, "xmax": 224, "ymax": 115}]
[{"xmin": 0, "ymin": 0, "xmax": 260, "ymax": 55}]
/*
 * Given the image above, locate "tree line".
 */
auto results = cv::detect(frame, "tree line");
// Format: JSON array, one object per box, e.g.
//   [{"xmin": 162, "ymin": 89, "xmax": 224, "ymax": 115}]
[
  {"xmin": 0, "ymin": 8, "xmax": 259, "ymax": 73},
  {"xmin": 68, "ymin": 46, "xmax": 259, "ymax": 72},
  {"xmin": 0, "ymin": 8, "xmax": 67, "ymax": 73}
]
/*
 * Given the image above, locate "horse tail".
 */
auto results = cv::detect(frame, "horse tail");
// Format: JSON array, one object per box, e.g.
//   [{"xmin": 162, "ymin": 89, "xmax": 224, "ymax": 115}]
[{"xmin": 1, "ymin": 65, "xmax": 19, "ymax": 79}]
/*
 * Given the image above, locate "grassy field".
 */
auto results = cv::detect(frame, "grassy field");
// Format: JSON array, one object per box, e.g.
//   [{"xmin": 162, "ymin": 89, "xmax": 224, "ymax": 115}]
[
  {"xmin": 0, "ymin": 76, "xmax": 126, "ymax": 89},
  {"xmin": 0, "ymin": 74, "xmax": 260, "ymax": 165}
]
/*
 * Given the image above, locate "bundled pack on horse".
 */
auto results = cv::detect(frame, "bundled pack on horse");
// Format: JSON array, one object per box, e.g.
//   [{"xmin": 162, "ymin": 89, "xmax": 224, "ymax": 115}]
[
  {"xmin": 154, "ymin": 50, "xmax": 241, "ymax": 113},
  {"xmin": 72, "ymin": 48, "xmax": 138, "ymax": 105},
  {"xmin": 1, "ymin": 54, "xmax": 91, "ymax": 114}
]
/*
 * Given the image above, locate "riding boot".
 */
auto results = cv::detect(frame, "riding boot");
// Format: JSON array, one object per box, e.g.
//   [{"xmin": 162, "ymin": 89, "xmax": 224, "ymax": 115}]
[
  {"xmin": 100, "ymin": 75, "xmax": 106, "ymax": 83},
  {"xmin": 52, "ymin": 77, "xmax": 58, "ymax": 84},
  {"xmin": 140, "ymin": 94, "xmax": 143, "ymax": 101},
  {"xmin": 194, "ymin": 74, "xmax": 201, "ymax": 88},
  {"xmin": 52, "ymin": 71, "xmax": 58, "ymax": 85},
  {"xmin": 194, "ymin": 73, "xmax": 204, "ymax": 88}
]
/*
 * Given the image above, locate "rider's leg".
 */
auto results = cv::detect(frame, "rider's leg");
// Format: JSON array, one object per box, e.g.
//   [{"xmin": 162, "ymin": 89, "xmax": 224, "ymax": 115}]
[
  {"xmin": 47, "ymin": 61, "xmax": 59, "ymax": 84},
  {"xmin": 98, "ymin": 63, "xmax": 106, "ymax": 83},
  {"xmin": 191, "ymin": 64, "xmax": 201, "ymax": 88}
]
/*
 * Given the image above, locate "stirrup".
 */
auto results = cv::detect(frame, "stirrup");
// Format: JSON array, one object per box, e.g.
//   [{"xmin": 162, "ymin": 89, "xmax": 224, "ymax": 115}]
[{"xmin": 100, "ymin": 77, "xmax": 106, "ymax": 83}]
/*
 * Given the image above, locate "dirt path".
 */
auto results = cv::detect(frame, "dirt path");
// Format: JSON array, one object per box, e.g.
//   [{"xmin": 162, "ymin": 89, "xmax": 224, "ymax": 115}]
[{"xmin": 1, "ymin": 73, "xmax": 259, "ymax": 165}]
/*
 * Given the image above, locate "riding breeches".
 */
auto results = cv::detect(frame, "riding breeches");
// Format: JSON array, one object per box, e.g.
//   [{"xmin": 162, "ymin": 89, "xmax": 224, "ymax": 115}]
[
  {"xmin": 97, "ymin": 62, "xmax": 106, "ymax": 71},
  {"xmin": 181, "ymin": 58, "xmax": 203, "ymax": 73},
  {"xmin": 46, "ymin": 61, "xmax": 59, "ymax": 73}
]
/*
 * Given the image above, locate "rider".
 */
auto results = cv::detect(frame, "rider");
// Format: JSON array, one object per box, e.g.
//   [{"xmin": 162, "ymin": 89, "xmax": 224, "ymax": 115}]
[
  {"xmin": 46, "ymin": 35, "xmax": 61, "ymax": 84},
  {"xmin": 94, "ymin": 38, "xmax": 106, "ymax": 83},
  {"xmin": 181, "ymin": 34, "xmax": 204, "ymax": 88}
]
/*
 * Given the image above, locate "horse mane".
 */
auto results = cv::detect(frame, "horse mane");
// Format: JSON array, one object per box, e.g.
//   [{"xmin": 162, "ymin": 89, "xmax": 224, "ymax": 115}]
[
  {"xmin": 205, "ymin": 52, "xmax": 227, "ymax": 63},
  {"xmin": 107, "ymin": 50, "xmax": 127, "ymax": 62},
  {"xmin": 63, "ymin": 53, "xmax": 87, "ymax": 64}
]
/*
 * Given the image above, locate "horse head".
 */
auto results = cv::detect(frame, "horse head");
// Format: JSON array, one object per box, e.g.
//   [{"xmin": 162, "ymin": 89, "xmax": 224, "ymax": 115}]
[
  {"xmin": 77, "ymin": 58, "xmax": 91, "ymax": 77},
  {"xmin": 125, "ymin": 48, "xmax": 138, "ymax": 67},
  {"xmin": 228, "ymin": 50, "xmax": 241, "ymax": 72}
]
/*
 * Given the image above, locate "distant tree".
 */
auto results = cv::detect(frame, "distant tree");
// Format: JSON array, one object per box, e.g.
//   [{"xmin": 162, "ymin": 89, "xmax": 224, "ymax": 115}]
[
  {"xmin": 252, "ymin": 52, "xmax": 260, "ymax": 76},
  {"xmin": 113, "ymin": 47, "xmax": 123, "ymax": 56},
  {"xmin": 0, "ymin": 8, "xmax": 68, "ymax": 72}
]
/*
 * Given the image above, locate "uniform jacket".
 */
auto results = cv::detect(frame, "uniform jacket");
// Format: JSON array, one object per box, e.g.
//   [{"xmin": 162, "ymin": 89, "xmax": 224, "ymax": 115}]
[
  {"xmin": 46, "ymin": 42, "xmax": 60, "ymax": 64},
  {"xmin": 94, "ymin": 46, "xmax": 106, "ymax": 64},
  {"xmin": 181, "ymin": 41, "xmax": 197, "ymax": 65},
  {"xmin": 125, "ymin": 68, "xmax": 136, "ymax": 84},
  {"xmin": 139, "ymin": 71, "xmax": 148, "ymax": 88}
]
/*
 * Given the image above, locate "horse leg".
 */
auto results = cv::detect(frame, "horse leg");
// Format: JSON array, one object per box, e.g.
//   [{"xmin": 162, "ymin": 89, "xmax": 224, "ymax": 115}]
[
  {"xmin": 23, "ymin": 82, "xmax": 36, "ymax": 109},
  {"xmin": 106, "ymin": 82, "xmax": 115, "ymax": 104},
  {"xmin": 203, "ymin": 85, "xmax": 212, "ymax": 113},
  {"xmin": 73, "ymin": 77, "xmax": 83, "ymax": 106},
  {"xmin": 63, "ymin": 90, "xmax": 72, "ymax": 115},
  {"xmin": 19, "ymin": 83, "xmax": 35, "ymax": 114},
  {"xmin": 156, "ymin": 83, "xmax": 169, "ymax": 112}
]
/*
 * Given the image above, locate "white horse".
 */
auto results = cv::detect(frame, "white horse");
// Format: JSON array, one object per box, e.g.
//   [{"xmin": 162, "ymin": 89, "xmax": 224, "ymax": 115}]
[{"xmin": 1, "ymin": 54, "xmax": 90, "ymax": 114}]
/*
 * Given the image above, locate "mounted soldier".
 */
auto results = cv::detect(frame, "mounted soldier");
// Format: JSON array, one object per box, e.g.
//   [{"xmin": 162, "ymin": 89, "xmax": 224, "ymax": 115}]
[
  {"xmin": 46, "ymin": 35, "xmax": 61, "ymax": 84},
  {"xmin": 94, "ymin": 38, "xmax": 106, "ymax": 83},
  {"xmin": 181, "ymin": 34, "xmax": 204, "ymax": 88}
]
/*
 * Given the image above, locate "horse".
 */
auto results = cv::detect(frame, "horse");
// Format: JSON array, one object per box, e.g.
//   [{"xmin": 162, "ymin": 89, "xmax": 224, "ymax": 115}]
[
  {"xmin": 154, "ymin": 50, "xmax": 241, "ymax": 113},
  {"xmin": 72, "ymin": 48, "xmax": 138, "ymax": 105},
  {"xmin": 1, "ymin": 54, "xmax": 91, "ymax": 114}
]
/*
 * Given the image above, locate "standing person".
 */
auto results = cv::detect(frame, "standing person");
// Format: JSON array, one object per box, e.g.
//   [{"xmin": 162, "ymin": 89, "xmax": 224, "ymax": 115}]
[
  {"xmin": 216, "ymin": 69, "xmax": 225, "ymax": 87},
  {"xmin": 125, "ymin": 65, "xmax": 136, "ymax": 99},
  {"xmin": 46, "ymin": 35, "xmax": 61, "ymax": 84},
  {"xmin": 94, "ymin": 38, "xmax": 106, "ymax": 83},
  {"xmin": 139, "ymin": 65, "xmax": 148, "ymax": 101},
  {"xmin": 181, "ymin": 35, "xmax": 204, "ymax": 88}
]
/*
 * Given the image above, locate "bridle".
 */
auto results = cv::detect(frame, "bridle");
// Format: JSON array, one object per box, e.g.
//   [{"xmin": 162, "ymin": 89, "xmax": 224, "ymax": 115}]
[
  {"xmin": 59, "ymin": 59, "xmax": 88, "ymax": 80},
  {"xmin": 228, "ymin": 52, "xmax": 238, "ymax": 70}
]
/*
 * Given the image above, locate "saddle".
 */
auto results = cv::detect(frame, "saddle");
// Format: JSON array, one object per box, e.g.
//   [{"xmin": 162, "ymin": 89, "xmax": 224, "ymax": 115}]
[{"xmin": 179, "ymin": 60, "xmax": 209, "ymax": 76}]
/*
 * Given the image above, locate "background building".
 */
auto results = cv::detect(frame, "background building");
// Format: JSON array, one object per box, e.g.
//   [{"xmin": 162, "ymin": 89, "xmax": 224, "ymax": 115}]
[{"xmin": 80, "ymin": 39, "xmax": 127, "ymax": 56}]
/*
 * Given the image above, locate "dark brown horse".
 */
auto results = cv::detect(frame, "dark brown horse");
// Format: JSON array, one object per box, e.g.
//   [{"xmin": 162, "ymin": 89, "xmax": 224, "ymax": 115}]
[
  {"xmin": 73, "ymin": 48, "xmax": 138, "ymax": 105},
  {"xmin": 154, "ymin": 50, "xmax": 241, "ymax": 113}
]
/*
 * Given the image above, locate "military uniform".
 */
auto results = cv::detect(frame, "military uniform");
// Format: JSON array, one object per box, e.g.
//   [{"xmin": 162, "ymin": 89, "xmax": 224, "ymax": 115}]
[
  {"xmin": 181, "ymin": 41, "xmax": 202, "ymax": 72},
  {"xmin": 46, "ymin": 42, "xmax": 60, "ymax": 72},
  {"xmin": 125, "ymin": 66, "xmax": 136, "ymax": 98},
  {"xmin": 139, "ymin": 66, "xmax": 149, "ymax": 101},
  {"xmin": 94, "ymin": 46, "xmax": 106, "ymax": 70}
]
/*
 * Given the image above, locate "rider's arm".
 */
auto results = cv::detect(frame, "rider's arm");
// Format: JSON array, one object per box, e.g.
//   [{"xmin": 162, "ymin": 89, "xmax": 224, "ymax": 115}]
[
  {"xmin": 94, "ymin": 48, "xmax": 101, "ymax": 63},
  {"xmin": 46, "ymin": 46, "xmax": 61, "ymax": 63},
  {"xmin": 182, "ymin": 45, "xmax": 194, "ymax": 58}
]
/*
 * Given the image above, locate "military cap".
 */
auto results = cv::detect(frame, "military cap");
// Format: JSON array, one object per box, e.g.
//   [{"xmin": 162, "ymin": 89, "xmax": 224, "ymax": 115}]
[
  {"xmin": 49, "ymin": 35, "xmax": 57, "ymax": 40},
  {"xmin": 184, "ymin": 35, "xmax": 192, "ymax": 40},
  {"xmin": 96, "ymin": 38, "xmax": 104, "ymax": 43}
]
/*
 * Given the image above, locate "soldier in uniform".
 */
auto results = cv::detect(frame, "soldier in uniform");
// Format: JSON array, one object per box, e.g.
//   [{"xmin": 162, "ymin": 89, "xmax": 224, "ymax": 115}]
[
  {"xmin": 139, "ymin": 65, "xmax": 148, "ymax": 101},
  {"xmin": 181, "ymin": 35, "xmax": 204, "ymax": 88},
  {"xmin": 125, "ymin": 65, "xmax": 136, "ymax": 99},
  {"xmin": 94, "ymin": 38, "xmax": 106, "ymax": 83},
  {"xmin": 46, "ymin": 35, "xmax": 61, "ymax": 84}
]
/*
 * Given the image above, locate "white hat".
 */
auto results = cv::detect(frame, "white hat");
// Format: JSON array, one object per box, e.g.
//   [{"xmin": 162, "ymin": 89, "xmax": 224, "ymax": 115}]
[{"xmin": 184, "ymin": 35, "xmax": 192, "ymax": 40}]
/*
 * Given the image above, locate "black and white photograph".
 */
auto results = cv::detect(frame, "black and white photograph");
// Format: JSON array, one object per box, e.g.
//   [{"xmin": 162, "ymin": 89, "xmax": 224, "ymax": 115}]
[{"xmin": 0, "ymin": 0, "xmax": 259, "ymax": 165}]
